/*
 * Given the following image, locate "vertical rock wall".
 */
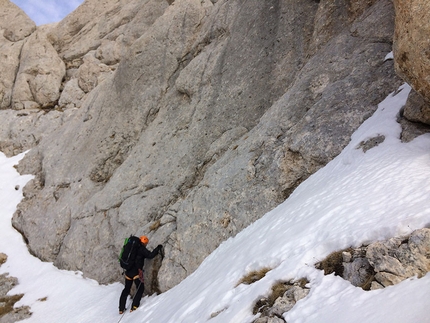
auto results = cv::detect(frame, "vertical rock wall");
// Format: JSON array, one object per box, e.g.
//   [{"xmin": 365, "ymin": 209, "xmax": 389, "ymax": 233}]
[
  {"xmin": 393, "ymin": 0, "xmax": 430, "ymax": 126},
  {"xmin": 1, "ymin": 0, "xmax": 421, "ymax": 293}
]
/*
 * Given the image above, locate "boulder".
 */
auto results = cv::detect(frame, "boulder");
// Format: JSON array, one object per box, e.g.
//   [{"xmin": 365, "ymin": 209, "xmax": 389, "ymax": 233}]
[
  {"xmin": 403, "ymin": 90, "xmax": 430, "ymax": 125},
  {"xmin": 12, "ymin": 26, "xmax": 65, "ymax": 110},
  {"xmin": 58, "ymin": 78, "xmax": 86, "ymax": 109},
  {"xmin": 0, "ymin": 0, "xmax": 36, "ymax": 42},
  {"xmin": 318, "ymin": 228, "xmax": 430, "ymax": 289},
  {"xmin": 367, "ymin": 228, "xmax": 430, "ymax": 287},
  {"xmin": 342, "ymin": 256, "xmax": 373, "ymax": 287},
  {"xmin": 0, "ymin": 36, "xmax": 23, "ymax": 109},
  {"xmin": 0, "ymin": 254, "xmax": 31, "ymax": 323},
  {"xmin": 269, "ymin": 286, "xmax": 309, "ymax": 316},
  {"xmin": 0, "ymin": 0, "xmax": 36, "ymax": 109},
  {"xmin": 393, "ymin": 0, "xmax": 430, "ymax": 124},
  {"xmin": 253, "ymin": 279, "xmax": 310, "ymax": 323},
  {"xmin": 77, "ymin": 51, "xmax": 113, "ymax": 93},
  {"xmin": 394, "ymin": 0, "xmax": 430, "ymax": 102}
]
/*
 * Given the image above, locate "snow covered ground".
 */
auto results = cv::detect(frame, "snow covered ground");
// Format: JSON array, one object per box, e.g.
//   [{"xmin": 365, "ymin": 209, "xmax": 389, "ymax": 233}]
[{"xmin": 1, "ymin": 82, "xmax": 430, "ymax": 323}]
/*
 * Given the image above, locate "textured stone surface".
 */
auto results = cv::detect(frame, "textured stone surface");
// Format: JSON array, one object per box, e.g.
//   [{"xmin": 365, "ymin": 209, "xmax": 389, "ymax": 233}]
[
  {"xmin": 59, "ymin": 79, "xmax": 86, "ymax": 109},
  {"xmin": 403, "ymin": 90, "xmax": 430, "ymax": 125},
  {"xmin": 0, "ymin": 109, "xmax": 77, "ymax": 157},
  {"xmin": 48, "ymin": 0, "xmax": 169, "ymax": 64},
  {"xmin": 12, "ymin": 26, "xmax": 65, "ymax": 110},
  {"xmin": 393, "ymin": 0, "xmax": 430, "ymax": 126},
  {"xmin": 253, "ymin": 279, "xmax": 310, "ymax": 323},
  {"xmin": 0, "ymin": 254, "xmax": 31, "ymax": 323},
  {"xmin": 77, "ymin": 51, "xmax": 113, "ymax": 93},
  {"xmin": 318, "ymin": 228, "xmax": 430, "ymax": 290},
  {"xmin": 270, "ymin": 286, "xmax": 309, "ymax": 316},
  {"xmin": 0, "ymin": 1, "xmax": 35, "ymax": 109},
  {"xmin": 343, "ymin": 255, "xmax": 373, "ymax": 287},
  {"xmin": 367, "ymin": 228, "xmax": 430, "ymax": 287},
  {"xmin": 2, "ymin": 0, "xmax": 426, "ymax": 294},
  {"xmin": 394, "ymin": 0, "xmax": 430, "ymax": 104},
  {"xmin": 0, "ymin": 0, "xmax": 35, "ymax": 42},
  {"xmin": 0, "ymin": 37, "xmax": 23, "ymax": 109}
]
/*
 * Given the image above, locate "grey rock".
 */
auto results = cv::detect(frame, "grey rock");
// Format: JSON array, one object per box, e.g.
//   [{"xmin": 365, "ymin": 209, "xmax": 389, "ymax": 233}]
[
  {"xmin": 95, "ymin": 38, "xmax": 123, "ymax": 65},
  {"xmin": 367, "ymin": 228, "xmax": 430, "ymax": 282},
  {"xmin": 0, "ymin": 0, "xmax": 36, "ymax": 42},
  {"xmin": 268, "ymin": 318, "xmax": 285, "ymax": 323},
  {"xmin": 343, "ymin": 257, "xmax": 372, "ymax": 287},
  {"xmin": 58, "ymin": 78, "xmax": 86, "ymax": 109},
  {"xmin": 77, "ymin": 52, "xmax": 113, "ymax": 93},
  {"xmin": 342, "ymin": 251, "xmax": 352, "ymax": 263},
  {"xmin": 0, "ymin": 109, "xmax": 77, "ymax": 157},
  {"xmin": 0, "ymin": 273, "xmax": 17, "ymax": 296},
  {"xmin": 394, "ymin": 0, "xmax": 430, "ymax": 109},
  {"xmin": 374, "ymin": 272, "xmax": 404, "ymax": 287},
  {"xmin": 254, "ymin": 318, "xmax": 286, "ymax": 323},
  {"xmin": 0, "ymin": 1, "xmax": 35, "ymax": 109},
  {"xmin": 322, "ymin": 228, "xmax": 430, "ymax": 290},
  {"xmin": 0, "ymin": 36, "xmax": 24, "ymax": 109},
  {"xmin": 253, "ymin": 319, "xmax": 268, "ymax": 323},
  {"xmin": 357, "ymin": 135, "xmax": 386, "ymax": 153},
  {"xmin": 370, "ymin": 281, "xmax": 384, "ymax": 290},
  {"xmin": 0, "ymin": 256, "xmax": 31, "ymax": 323},
  {"xmin": 270, "ymin": 295, "xmax": 295, "ymax": 316},
  {"xmin": 48, "ymin": 0, "xmax": 169, "ymax": 64},
  {"xmin": 0, "ymin": 306, "xmax": 31, "ymax": 323},
  {"xmin": 269, "ymin": 286, "xmax": 309, "ymax": 317},
  {"xmin": 403, "ymin": 90, "xmax": 430, "ymax": 126},
  {"xmin": 254, "ymin": 281, "xmax": 309, "ymax": 323},
  {"xmin": 2, "ymin": 0, "xmax": 422, "ymax": 295},
  {"xmin": 12, "ymin": 26, "xmax": 65, "ymax": 110}
]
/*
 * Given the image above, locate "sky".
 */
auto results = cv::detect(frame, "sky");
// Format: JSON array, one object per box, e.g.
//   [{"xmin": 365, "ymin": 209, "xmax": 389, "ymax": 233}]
[
  {"xmin": 1, "ymin": 59, "xmax": 430, "ymax": 321},
  {"xmin": 10, "ymin": 0, "xmax": 84, "ymax": 25}
]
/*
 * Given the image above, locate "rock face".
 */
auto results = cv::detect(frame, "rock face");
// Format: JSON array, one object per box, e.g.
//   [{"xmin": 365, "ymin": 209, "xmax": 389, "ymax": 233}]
[
  {"xmin": 0, "ymin": 0, "xmax": 35, "ymax": 42},
  {"xmin": 0, "ymin": 0, "xmax": 36, "ymax": 109},
  {"xmin": 2, "ymin": 0, "xmax": 429, "ymax": 293},
  {"xmin": 393, "ymin": 0, "xmax": 430, "ymax": 125},
  {"xmin": 12, "ymin": 26, "xmax": 66, "ymax": 110}
]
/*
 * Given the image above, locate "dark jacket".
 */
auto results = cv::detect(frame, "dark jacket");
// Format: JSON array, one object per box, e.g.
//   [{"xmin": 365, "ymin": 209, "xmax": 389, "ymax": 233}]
[{"xmin": 125, "ymin": 244, "xmax": 159, "ymax": 279}]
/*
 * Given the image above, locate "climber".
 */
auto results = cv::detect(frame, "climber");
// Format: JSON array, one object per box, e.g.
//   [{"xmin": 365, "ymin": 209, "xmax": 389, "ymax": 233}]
[{"xmin": 118, "ymin": 235, "xmax": 163, "ymax": 314}]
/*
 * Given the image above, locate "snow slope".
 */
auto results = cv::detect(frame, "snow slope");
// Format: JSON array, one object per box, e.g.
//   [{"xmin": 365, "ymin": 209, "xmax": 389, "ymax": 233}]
[{"xmin": 1, "ymin": 83, "xmax": 430, "ymax": 323}]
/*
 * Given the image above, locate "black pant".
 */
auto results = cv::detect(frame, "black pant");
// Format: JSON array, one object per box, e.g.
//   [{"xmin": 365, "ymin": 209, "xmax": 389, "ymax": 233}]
[{"xmin": 119, "ymin": 277, "xmax": 144, "ymax": 311}]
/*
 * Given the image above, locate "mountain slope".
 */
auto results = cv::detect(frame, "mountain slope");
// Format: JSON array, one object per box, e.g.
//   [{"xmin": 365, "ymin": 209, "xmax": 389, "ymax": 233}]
[{"xmin": 1, "ymin": 83, "xmax": 429, "ymax": 323}]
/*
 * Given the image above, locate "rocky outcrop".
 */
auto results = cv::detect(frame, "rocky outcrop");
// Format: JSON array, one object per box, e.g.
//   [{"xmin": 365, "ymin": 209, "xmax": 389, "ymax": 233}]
[
  {"xmin": 0, "ymin": 0, "xmax": 35, "ymax": 42},
  {"xmin": 48, "ymin": 0, "xmax": 169, "ymax": 64},
  {"xmin": 12, "ymin": 25, "xmax": 66, "ymax": 110},
  {"xmin": 2, "ymin": 0, "xmax": 428, "ymax": 293},
  {"xmin": 253, "ymin": 228, "xmax": 430, "ymax": 323},
  {"xmin": 252, "ymin": 279, "xmax": 310, "ymax": 323},
  {"xmin": 0, "ymin": 0, "xmax": 36, "ymax": 109},
  {"xmin": 0, "ymin": 254, "xmax": 31, "ymax": 323},
  {"xmin": 393, "ymin": 0, "xmax": 430, "ymax": 125},
  {"xmin": 317, "ymin": 228, "xmax": 430, "ymax": 290}
]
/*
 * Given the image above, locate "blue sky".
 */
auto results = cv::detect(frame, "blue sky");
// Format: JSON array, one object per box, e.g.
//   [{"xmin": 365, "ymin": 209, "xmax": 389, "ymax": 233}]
[{"xmin": 10, "ymin": 0, "xmax": 84, "ymax": 25}]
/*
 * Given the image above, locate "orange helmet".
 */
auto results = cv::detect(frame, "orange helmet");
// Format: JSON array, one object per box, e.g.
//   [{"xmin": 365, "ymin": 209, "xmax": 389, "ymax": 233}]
[{"xmin": 140, "ymin": 236, "xmax": 149, "ymax": 245}]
